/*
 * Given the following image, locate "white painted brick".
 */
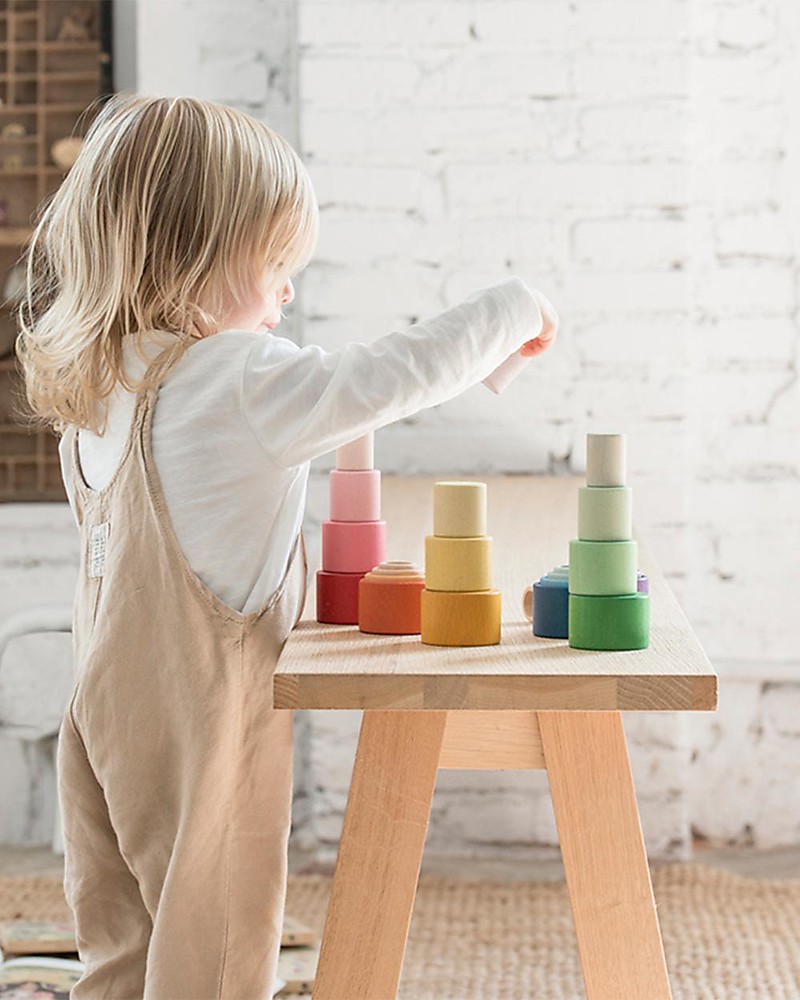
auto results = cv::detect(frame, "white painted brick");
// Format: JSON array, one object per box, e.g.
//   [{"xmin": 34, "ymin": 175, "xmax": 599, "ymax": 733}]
[
  {"xmin": 691, "ymin": 51, "xmax": 784, "ymax": 101},
  {"xmin": 699, "ymin": 102, "xmax": 784, "ymax": 160},
  {"xmin": 624, "ymin": 713, "xmax": 687, "ymax": 752},
  {"xmin": 367, "ymin": 415, "xmax": 564, "ymax": 478},
  {"xmin": 689, "ymin": 579, "xmax": 796, "ymax": 662},
  {"xmin": 688, "ymin": 681, "xmax": 764, "ymax": 843},
  {"xmin": 690, "ymin": 680, "xmax": 800, "ymax": 847},
  {"xmin": 0, "ymin": 736, "xmax": 56, "ymax": 845},
  {"xmin": 557, "ymin": 270, "xmax": 689, "ymax": 313},
  {"xmin": 301, "ymin": 1, "xmax": 575, "ymax": 49},
  {"xmin": 404, "ymin": 374, "xmax": 562, "ymax": 439},
  {"xmin": 192, "ymin": 53, "xmax": 269, "ymax": 105},
  {"xmin": 448, "ymin": 163, "xmax": 689, "ymax": 215},
  {"xmin": 0, "ymin": 634, "xmax": 73, "ymax": 736},
  {"xmin": 575, "ymin": 53, "xmax": 687, "ymax": 99},
  {"xmin": 629, "ymin": 744, "xmax": 690, "ymax": 794},
  {"xmin": 468, "ymin": 2, "xmax": 574, "ymax": 47},
  {"xmin": 692, "ymin": 481, "xmax": 800, "ymax": 530},
  {"xmin": 572, "ymin": 316, "xmax": 690, "ymax": 365},
  {"xmin": 629, "ymin": 481, "xmax": 690, "ymax": 534},
  {"xmin": 574, "ymin": 1, "xmax": 689, "ymax": 45},
  {"xmin": 313, "ymin": 214, "xmax": 421, "ymax": 264},
  {"xmin": 312, "ymin": 800, "xmax": 349, "ymax": 844},
  {"xmin": 442, "ymin": 52, "xmax": 570, "ymax": 104},
  {"xmin": 138, "ymin": 0, "xmax": 293, "ymax": 129},
  {"xmin": 0, "ymin": 507, "xmax": 78, "ymax": 619},
  {"xmin": 714, "ymin": 210, "xmax": 793, "ymax": 260},
  {"xmin": 299, "ymin": 2, "xmax": 474, "ymax": 48},
  {"xmin": 439, "ymin": 351, "xmax": 580, "ymax": 421},
  {"xmin": 579, "ymin": 102, "xmax": 688, "ymax": 162},
  {"xmin": 689, "ymin": 162, "xmax": 781, "ymax": 207},
  {"xmin": 308, "ymin": 164, "xmax": 423, "ymax": 212},
  {"xmin": 699, "ymin": 423, "xmax": 800, "ymax": 480},
  {"xmin": 427, "ymin": 220, "xmax": 556, "ymax": 271},
  {"xmin": 692, "ymin": 263, "xmax": 795, "ymax": 315},
  {"xmin": 629, "ymin": 430, "xmax": 689, "ymax": 481},
  {"xmin": 435, "ymin": 769, "xmax": 542, "ymax": 796},
  {"xmin": 639, "ymin": 523, "xmax": 690, "ymax": 579},
  {"xmin": 308, "ymin": 710, "xmax": 360, "ymax": 794},
  {"xmin": 717, "ymin": 3, "xmax": 777, "ymax": 50},
  {"xmin": 635, "ymin": 791, "xmax": 689, "ymax": 859},
  {"xmin": 303, "ymin": 105, "xmax": 550, "ymax": 162},
  {"xmin": 571, "ymin": 217, "xmax": 689, "ymax": 268},
  {"xmin": 300, "ymin": 54, "xmax": 429, "ymax": 108},
  {"xmin": 762, "ymin": 684, "xmax": 800, "ymax": 737},
  {"xmin": 1, "ymin": 524, "xmax": 78, "ymax": 566},
  {"xmin": 315, "ymin": 214, "xmax": 554, "ymax": 271},
  {"xmin": 441, "ymin": 787, "xmax": 559, "ymax": 847},
  {"xmin": 693, "ymin": 317, "xmax": 798, "ymax": 366},
  {"xmin": 754, "ymin": 735, "xmax": 800, "ymax": 845},
  {"xmin": 717, "ymin": 530, "xmax": 800, "ymax": 583},
  {"xmin": 693, "ymin": 369, "xmax": 797, "ymax": 423},
  {"xmin": 190, "ymin": 0, "xmax": 285, "ymax": 48},
  {"xmin": 573, "ymin": 373, "xmax": 690, "ymax": 424},
  {"xmin": 304, "ymin": 265, "xmax": 449, "ymax": 321}
]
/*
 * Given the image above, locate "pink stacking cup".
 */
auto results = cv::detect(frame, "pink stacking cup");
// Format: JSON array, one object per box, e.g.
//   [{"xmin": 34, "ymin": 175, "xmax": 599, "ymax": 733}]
[
  {"xmin": 329, "ymin": 469, "xmax": 381, "ymax": 522},
  {"xmin": 322, "ymin": 519, "xmax": 387, "ymax": 574}
]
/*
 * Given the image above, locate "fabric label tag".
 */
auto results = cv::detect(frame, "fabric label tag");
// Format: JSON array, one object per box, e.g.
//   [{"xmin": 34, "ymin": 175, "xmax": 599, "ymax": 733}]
[{"xmin": 89, "ymin": 521, "xmax": 110, "ymax": 578}]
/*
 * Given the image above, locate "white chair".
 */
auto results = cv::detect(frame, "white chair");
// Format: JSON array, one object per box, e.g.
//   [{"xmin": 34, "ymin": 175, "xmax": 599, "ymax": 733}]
[{"xmin": 0, "ymin": 605, "xmax": 73, "ymax": 855}]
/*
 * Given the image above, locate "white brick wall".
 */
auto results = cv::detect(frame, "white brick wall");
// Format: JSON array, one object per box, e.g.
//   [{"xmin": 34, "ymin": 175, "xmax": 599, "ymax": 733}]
[
  {"xmin": 1, "ymin": 0, "xmax": 798, "ymax": 856},
  {"xmin": 299, "ymin": 0, "xmax": 799, "ymax": 857},
  {"xmin": 688, "ymin": 0, "xmax": 800, "ymax": 667}
]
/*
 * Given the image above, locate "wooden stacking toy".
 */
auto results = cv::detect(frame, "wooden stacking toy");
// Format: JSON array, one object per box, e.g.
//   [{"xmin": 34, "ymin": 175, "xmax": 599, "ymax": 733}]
[
  {"xmin": 522, "ymin": 565, "xmax": 570, "ymax": 639},
  {"xmin": 420, "ymin": 481, "xmax": 501, "ymax": 646},
  {"xmin": 358, "ymin": 561, "xmax": 426, "ymax": 635},
  {"xmin": 316, "ymin": 432, "xmax": 387, "ymax": 625},
  {"xmin": 568, "ymin": 434, "xmax": 650, "ymax": 650}
]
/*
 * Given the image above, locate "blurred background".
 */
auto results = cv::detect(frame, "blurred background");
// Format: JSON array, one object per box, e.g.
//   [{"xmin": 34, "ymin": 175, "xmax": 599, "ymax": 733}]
[{"xmin": 0, "ymin": 0, "xmax": 798, "ymax": 870}]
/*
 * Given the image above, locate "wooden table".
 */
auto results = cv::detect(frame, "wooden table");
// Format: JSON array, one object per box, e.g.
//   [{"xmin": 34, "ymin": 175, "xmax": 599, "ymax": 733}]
[{"xmin": 274, "ymin": 476, "xmax": 717, "ymax": 1000}]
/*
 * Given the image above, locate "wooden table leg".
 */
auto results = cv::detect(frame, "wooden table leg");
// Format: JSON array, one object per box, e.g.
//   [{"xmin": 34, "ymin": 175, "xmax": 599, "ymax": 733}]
[
  {"xmin": 538, "ymin": 711, "xmax": 672, "ymax": 1000},
  {"xmin": 313, "ymin": 710, "xmax": 447, "ymax": 1000}
]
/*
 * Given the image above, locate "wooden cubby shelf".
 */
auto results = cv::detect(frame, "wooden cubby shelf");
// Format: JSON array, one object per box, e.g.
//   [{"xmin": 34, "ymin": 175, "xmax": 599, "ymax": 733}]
[{"xmin": 0, "ymin": 0, "xmax": 112, "ymax": 501}]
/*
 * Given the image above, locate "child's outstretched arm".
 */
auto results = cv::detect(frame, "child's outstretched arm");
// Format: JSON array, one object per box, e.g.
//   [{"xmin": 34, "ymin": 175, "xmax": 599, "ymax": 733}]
[{"xmin": 241, "ymin": 276, "xmax": 554, "ymax": 468}]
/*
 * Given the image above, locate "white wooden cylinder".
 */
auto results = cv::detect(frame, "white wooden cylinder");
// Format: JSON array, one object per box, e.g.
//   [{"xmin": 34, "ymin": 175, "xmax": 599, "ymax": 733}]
[
  {"xmin": 586, "ymin": 433, "xmax": 626, "ymax": 487},
  {"xmin": 336, "ymin": 432, "xmax": 374, "ymax": 471}
]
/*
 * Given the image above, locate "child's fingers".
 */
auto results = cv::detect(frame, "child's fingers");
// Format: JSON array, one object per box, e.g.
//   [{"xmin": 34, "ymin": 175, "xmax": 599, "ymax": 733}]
[
  {"xmin": 520, "ymin": 325, "xmax": 558, "ymax": 357},
  {"xmin": 520, "ymin": 339, "xmax": 547, "ymax": 357}
]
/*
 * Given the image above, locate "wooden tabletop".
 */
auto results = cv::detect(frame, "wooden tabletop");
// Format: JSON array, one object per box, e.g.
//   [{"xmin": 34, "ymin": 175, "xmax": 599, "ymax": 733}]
[{"xmin": 274, "ymin": 476, "xmax": 717, "ymax": 712}]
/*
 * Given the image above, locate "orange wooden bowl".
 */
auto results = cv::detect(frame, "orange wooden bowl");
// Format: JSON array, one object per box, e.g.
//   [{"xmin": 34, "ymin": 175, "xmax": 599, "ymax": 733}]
[{"xmin": 358, "ymin": 561, "xmax": 426, "ymax": 635}]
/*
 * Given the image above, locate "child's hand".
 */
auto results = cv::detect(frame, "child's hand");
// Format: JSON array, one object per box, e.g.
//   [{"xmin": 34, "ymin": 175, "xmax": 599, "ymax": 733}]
[{"xmin": 521, "ymin": 290, "xmax": 558, "ymax": 357}]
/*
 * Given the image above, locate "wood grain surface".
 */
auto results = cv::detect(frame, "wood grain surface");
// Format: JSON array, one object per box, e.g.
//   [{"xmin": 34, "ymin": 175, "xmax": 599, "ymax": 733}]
[{"xmin": 275, "ymin": 476, "xmax": 717, "ymax": 713}]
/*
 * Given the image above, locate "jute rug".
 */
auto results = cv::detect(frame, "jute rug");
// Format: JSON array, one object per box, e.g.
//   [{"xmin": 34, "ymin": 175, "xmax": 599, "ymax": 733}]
[{"xmin": 1, "ymin": 864, "xmax": 799, "ymax": 999}]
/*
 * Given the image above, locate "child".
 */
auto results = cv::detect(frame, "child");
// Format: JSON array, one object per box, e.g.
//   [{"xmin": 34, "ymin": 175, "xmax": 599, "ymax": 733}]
[{"xmin": 15, "ymin": 93, "xmax": 558, "ymax": 999}]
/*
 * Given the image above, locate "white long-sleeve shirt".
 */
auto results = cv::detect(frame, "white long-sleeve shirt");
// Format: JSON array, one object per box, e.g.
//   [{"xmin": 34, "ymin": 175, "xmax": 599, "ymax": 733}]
[{"xmin": 58, "ymin": 277, "xmax": 542, "ymax": 614}]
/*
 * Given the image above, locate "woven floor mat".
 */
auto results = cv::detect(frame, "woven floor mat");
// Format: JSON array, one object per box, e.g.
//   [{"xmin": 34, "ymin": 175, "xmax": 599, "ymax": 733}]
[{"xmin": 1, "ymin": 863, "xmax": 799, "ymax": 999}]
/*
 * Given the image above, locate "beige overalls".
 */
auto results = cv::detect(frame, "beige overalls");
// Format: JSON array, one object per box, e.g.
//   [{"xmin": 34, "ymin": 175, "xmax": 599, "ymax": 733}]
[{"xmin": 56, "ymin": 350, "xmax": 308, "ymax": 999}]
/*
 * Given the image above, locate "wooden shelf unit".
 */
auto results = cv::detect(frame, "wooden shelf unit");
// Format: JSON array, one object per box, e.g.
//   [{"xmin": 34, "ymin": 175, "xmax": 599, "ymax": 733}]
[{"xmin": 0, "ymin": 0, "xmax": 112, "ymax": 502}]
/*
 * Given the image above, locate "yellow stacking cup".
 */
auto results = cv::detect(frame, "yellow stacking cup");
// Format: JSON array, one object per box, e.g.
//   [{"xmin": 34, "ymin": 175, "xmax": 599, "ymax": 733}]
[
  {"xmin": 424, "ymin": 535, "xmax": 493, "ymax": 592},
  {"xmin": 420, "ymin": 588, "xmax": 502, "ymax": 647}
]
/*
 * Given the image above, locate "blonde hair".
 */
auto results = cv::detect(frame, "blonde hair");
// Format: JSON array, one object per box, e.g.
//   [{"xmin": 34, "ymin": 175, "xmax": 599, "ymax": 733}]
[{"xmin": 14, "ymin": 93, "xmax": 319, "ymax": 436}]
